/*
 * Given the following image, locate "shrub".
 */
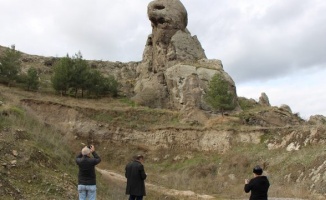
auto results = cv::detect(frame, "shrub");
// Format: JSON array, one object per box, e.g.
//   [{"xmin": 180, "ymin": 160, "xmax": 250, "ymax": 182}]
[{"xmin": 204, "ymin": 73, "xmax": 236, "ymax": 115}]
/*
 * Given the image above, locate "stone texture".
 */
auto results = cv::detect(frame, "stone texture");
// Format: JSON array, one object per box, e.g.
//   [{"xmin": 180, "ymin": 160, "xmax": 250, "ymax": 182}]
[
  {"xmin": 308, "ymin": 115, "xmax": 326, "ymax": 125},
  {"xmin": 132, "ymin": 0, "xmax": 238, "ymax": 119},
  {"xmin": 145, "ymin": 0, "xmax": 206, "ymax": 72},
  {"xmin": 164, "ymin": 61, "xmax": 236, "ymax": 110},
  {"xmin": 259, "ymin": 92, "xmax": 271, "ymax": 106},
  {"xmin": 280, "ymin": 104, "xmax": 292, "ymax": 113}
]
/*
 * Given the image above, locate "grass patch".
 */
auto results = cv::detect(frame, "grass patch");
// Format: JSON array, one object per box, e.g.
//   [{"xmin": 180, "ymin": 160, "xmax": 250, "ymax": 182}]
[
  {"xmin": 118, "ymin": 97, "xmax": 137, "ymax": 107},
  {"xmin": 84, "ymin": 107, "xmax": 183, "ymax": 130}
]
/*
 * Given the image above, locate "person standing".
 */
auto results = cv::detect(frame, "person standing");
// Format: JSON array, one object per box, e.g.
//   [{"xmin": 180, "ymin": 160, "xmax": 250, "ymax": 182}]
[
  {"xmin": 76, "ymin": 145, "xmax": 101, "ymax": 200},
  {"xmin": 125, "ymin": 155, "xmax": 147, "ymax": 200},
  {"xmin": 244, "ymin": 165, "xmax": 270, "ymax": 200}
]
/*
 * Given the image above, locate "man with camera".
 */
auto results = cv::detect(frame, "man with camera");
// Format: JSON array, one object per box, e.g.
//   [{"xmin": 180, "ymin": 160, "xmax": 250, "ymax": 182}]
[
  {"xmin": 244, "ymin": 165, "xmax": 270, "ymax": 200},
  {"xmin": 76, "ymin": 145, "xmax": 101, "ymax": 200}
]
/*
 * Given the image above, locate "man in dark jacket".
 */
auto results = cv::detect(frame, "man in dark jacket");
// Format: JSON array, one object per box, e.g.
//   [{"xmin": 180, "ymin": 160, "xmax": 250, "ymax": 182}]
[
  {"xmin": 125, "ymin": 155, "xmax": 147, "ymax": 200},
  {"xmin": 244, "ymin": 165, "xmax": 270, "ymax": 200},
  {"xmin": 76, "ymin": 145, "xmax": 101, "ymax": 200}
]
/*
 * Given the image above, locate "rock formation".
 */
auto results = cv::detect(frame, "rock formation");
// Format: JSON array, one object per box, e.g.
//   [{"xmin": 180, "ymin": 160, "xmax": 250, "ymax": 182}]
[
  {"xmin": 308, "ymin": 115, "xmax": 326, "ymax": 125},
  {"xmin": 145, "ymin": 0, "xmax": 206, "ymax": 72},
  {"xmin": 259, "ymin": 92, "xmax": 270, "ymax": 106},
  {"xmin": 279, "ymin": 104, "xmax": 292, "ymax": 113},
  {"xmin": 132, "ymin": 0, "xmax": 238, "ymax": 121}
]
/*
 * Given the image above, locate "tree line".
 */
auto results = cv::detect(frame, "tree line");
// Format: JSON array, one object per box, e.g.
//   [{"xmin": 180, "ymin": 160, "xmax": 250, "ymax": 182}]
[
  {"xmin": 0, "ymin": 45, "xmax": 118, "ymax": 98},
  {"xmin": 51, "ymin": 52, "xmax": 118, "ymax": 98}
]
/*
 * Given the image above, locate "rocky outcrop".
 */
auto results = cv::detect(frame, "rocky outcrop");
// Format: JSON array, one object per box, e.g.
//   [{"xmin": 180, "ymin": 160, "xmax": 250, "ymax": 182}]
[
  {"xmin": 132, "ymin": 0, "xmax": 238, "ymax": 118},
  {"xmin": 88, "ymin": 61, "xmax": 139, "ymax": 97},
  {"xmin": 1, "ymin": 1, "xmax": 239, "ymax": 120},
  {"xmin": 259, "ymin": 92, "xmax": 270, "ymax": 106},
  {"xmin": 164, "ymin": 60, "xmax": 235, "ymax": 111},
  {"xmin": 279, "ymin": 104, "xmax": 292, "ymax": 113},
  {"xmin": 308, "ymin": 115, "xmax": 326, "ymax": 125},
  {"xmin": 145, "ymin": 0, "xmax": 206, "ymax": 71}
]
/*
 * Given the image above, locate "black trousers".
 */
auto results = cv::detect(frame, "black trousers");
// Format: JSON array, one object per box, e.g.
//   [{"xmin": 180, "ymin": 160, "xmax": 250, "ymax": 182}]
[{"xmin": 129, "ymin": 195, "xmax": 143, "ymax": 200}]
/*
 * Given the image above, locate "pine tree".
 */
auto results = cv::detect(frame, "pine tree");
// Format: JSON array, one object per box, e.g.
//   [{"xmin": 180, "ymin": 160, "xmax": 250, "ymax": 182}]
[
  {"xmin": 51, "ymin": 55, "xmax": 74, "ymax": 95},
  {"xmin": 25, "ymin": 67, "xmax": 39, "ymax": 91},
  {"xmin": 204, "ymin": 73, "xmax": 236, "ymax": 116},
  {"xmin": 0, "ymin": 45, "xmax": 21, "ymax": 86}
]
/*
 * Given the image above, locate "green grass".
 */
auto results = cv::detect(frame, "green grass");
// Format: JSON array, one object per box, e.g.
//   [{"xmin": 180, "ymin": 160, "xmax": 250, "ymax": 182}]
[{"xmin": 119, "ymin": 97, "xmax": 137, "ymax": 107}]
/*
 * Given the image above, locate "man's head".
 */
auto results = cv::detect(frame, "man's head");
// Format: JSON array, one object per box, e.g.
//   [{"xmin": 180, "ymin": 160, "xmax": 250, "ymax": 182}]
[
  {"xmin": 253, "ymin": 165, "xmax": 263, "ymax": 175},
  {"xmin": 135, "ymin": 154, "xmax": 144, "ymax": 162},
  {"xmin": 82, "ymin": 146, "xmax": 91, "ymax": 156}
]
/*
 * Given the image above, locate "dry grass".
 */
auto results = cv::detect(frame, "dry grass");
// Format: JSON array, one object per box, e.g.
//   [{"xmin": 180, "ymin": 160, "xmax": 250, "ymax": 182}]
[{"xmin": 1, "ymin": 84, "xmax": 325, "ymax": 199}]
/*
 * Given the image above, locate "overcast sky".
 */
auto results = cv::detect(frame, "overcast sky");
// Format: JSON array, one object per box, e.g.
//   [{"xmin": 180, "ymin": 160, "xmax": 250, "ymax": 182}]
[{"xmin": 1, "ymin": 0, "xmax": 325, "ymax": 119}]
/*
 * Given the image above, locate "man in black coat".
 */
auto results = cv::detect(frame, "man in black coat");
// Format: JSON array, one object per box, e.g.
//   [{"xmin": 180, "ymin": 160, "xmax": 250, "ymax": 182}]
[
  {"xmin": 76, "ymin": 145, "xmax": 101, "ymax": 200},
  {"xmin": 244, "ymin": 165, "xmax": 270, "ymax": 200},
  {"xmin": 125, "ymin": 155, "xmax": 147, "ymax": 200}
]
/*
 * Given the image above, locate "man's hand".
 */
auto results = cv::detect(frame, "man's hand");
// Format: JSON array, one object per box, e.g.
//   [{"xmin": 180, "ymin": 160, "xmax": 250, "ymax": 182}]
[{"xmin": 89, "ymin": 145, "xmax": 95, "ymax": 152}]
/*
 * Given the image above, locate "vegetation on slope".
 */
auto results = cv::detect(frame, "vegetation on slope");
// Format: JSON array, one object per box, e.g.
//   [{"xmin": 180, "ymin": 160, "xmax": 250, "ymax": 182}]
[
  {"xmin": 1, "ymin": 46, "xmax": 326, "ymax": 199},
  {"xmin": 0, "ymin": 92, "xmax": 125, "ymax": 199}
]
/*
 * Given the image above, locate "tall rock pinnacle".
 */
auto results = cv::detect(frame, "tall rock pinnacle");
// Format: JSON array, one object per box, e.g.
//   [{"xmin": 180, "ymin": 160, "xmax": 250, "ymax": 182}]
[
  {"xmin": 132, "ymin": 0, "xmax": 238, "ymax": 123},
  {"xmin": 143, "ymin": 0, "xmax": 207, "ymax": 72}
]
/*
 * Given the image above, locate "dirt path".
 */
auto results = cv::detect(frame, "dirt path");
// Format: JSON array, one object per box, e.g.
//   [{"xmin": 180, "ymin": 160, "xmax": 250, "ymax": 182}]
[
  {"xmin": 96, "ymin": 168, "xmax": 216, "ymax": 199},
  {"xmin": 96, "ymin": 168, "xmax": 306, "ymax": 200}
]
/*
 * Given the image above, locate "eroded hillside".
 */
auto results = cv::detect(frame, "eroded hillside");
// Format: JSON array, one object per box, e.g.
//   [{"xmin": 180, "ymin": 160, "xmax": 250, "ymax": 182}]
[{"xmin": 1, "ymin": 84, "xmax": 326, "ymax": 199}]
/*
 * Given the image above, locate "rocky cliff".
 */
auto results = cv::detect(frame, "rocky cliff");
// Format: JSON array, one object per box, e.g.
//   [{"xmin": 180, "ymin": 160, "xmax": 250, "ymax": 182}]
[{"xmin": 132, "ymin": 0, "xmax": 238, "ymax": 118}]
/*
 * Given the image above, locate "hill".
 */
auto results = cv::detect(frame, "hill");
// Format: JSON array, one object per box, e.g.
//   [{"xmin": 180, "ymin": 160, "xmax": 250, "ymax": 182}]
[
  {"xmin": 1, "ymin": 0, "xmax": 326, "ymax": 197},
  {"xmin": 1, "ymin": 72, "xmax": 326, "ymax": 199}
]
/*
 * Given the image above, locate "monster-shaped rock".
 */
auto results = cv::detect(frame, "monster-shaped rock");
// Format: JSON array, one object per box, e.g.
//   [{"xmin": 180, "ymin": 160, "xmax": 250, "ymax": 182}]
[
  {"xmin": 145, "ymin": 0, "xmax": 206, "ymax": 72},
  {"xmin": 132, "ymin": 0, "xmax": 238, "ymax": 122}
]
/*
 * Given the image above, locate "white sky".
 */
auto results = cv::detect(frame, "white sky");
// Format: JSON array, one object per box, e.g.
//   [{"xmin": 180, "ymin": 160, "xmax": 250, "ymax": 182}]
[{"xmin": 1, "ymin": 0, "xmax": 325, "ymax": 119}]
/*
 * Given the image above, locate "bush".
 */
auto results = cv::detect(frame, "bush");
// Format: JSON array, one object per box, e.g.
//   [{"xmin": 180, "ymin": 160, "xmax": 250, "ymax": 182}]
[{"xmin": 238, "ymin": 97, "xmax": 258, "ymax": 110}]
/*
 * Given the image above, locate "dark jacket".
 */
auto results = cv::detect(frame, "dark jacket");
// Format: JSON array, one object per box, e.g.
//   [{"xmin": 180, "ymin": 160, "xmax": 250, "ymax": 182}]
[
  {"xmin": 125, "ymin": 160, "xmax": 147, "ymax": 196},
  {"xmin": 244, "ymin": 176, "xmax": 270, "ymax": 200},
  {"xmin": 76, "ymin": 152, "xmax": 101, "ymax": 185}
]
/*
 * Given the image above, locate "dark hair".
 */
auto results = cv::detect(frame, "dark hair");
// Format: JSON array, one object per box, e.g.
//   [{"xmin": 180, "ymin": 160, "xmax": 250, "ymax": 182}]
[
  {"xmin": 135, "ymin": 154, "xmax": 144, "ymax": 160},
  {"xmin": 253, "ymin": 165, "xmax": 263, "ymax": 175}
]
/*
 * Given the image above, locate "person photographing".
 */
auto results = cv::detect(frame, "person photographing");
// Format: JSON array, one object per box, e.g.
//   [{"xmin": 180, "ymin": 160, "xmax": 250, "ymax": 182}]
[
  {"xmin": 244, "ymin": 165, "xmax": 270, "ymax": 200},
  {"xmin": 76, "ymin": 145, "xmax": 101, "ymax": 200}
]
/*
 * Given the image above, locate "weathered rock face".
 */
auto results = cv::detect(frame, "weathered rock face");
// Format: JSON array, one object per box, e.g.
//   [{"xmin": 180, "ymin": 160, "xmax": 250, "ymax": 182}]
[
  {"xmin": 309, "ymin": 115, "xmax": 326, "ymax": 125},
  {"xmin": 133, "ymin": 0, "xmax": 238, "ymax": 118},
  {"xmin": 259, "ymin": 92, "xmax": 271, "ymax": 106},
  {"xmin": 279, "ymin": 104, "xmax": 292, "ymax": 113},
  {"xmin": 146, "ymin": 0, "xmax": 206, "ymax": 72},
  {"xmin": 164, "ymin": 60, "xmax": 236, "ymax": 111}
]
